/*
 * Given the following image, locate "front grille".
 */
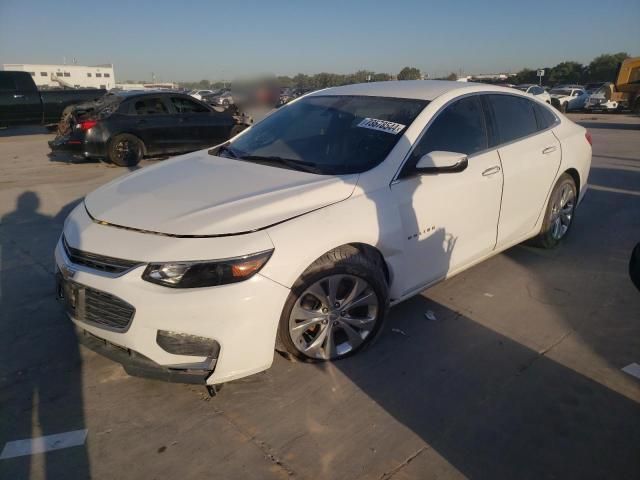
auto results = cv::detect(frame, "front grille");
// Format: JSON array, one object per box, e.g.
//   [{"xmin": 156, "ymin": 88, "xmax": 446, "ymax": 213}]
[
  {"xmin": 84, "ymin": 287, "xmax": 135, "ymax": 330},
  {"xmin": 63, "ymin": 235, "xmax": 141, "ymax": 275},
  {"xmin": 59, "ymin": 275, "xmax": 136, "ymax": 331}
]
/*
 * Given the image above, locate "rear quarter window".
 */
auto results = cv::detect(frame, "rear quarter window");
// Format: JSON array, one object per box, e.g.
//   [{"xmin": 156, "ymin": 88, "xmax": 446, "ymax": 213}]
[{"xmin": 533, "ymin": 103, "xmax": 558, "ymax": 130}]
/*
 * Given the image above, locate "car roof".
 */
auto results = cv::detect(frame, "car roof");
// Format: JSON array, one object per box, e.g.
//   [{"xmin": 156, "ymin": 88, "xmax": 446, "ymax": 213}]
[
  {"xmin": 308, "ymin": 80, "xmax": 515, "ymax": 101},
  {"xmin": 111, "ymin": 90, "xmax": 189, "ymax": 99}
]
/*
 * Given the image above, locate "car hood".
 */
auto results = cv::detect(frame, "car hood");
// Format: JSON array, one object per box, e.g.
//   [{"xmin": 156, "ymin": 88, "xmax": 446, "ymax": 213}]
[{"xmin": 84, "ymin": 151, "xmax": 359, "ymax": 236}]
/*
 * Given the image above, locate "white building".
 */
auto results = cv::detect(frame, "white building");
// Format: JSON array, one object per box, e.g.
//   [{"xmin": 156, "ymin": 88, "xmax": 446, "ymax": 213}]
[{"xmin": 1, "ymin": 63, "xmax": 115, "ymax": 89}]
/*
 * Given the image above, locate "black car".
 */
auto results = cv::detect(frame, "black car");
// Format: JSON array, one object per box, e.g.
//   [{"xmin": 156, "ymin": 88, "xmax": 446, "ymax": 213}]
[{"xmin": 49, "ymin": 91, "xmax": 248, "ymax": 166}]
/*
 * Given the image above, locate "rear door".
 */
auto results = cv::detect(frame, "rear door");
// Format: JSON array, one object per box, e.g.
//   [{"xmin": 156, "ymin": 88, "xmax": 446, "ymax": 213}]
[
  {"xmin": 487, "ymin": 94, "xmax": 562, "ymax": 247},
  {"xmin": 169, "ymin": 96, "xmax": 231, "ymax": 149},
  {"xmin": 126, "ymin": 96, "xmax": 179, "ymax": 155}
]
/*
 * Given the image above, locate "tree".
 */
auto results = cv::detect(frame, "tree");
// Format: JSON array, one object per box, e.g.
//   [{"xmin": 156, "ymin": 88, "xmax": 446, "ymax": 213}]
[
  {"xmin": 587, "ymin": 52, "xmax": 630, "ymax": 82},
  {"xmin": 548, "ymin": 61, "xmax": 585, "ymax": 85},
  {"xmin": 513, "ymin": 68, "xmax": 538, "ymax": 85},
  {"xmin": 397, "ymin": 67, "xmax": 421, "ymax": 80},
  {"xmin": 446, "ymin": 72, "xmax": 458, "ymax": 81}
]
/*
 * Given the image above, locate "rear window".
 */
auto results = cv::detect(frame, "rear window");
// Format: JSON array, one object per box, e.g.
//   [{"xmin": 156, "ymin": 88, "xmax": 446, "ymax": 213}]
[
  {"xmin": 488, "ymin": 94, "xmax": 538, "ymax": 144},
  {"xmin": 224, "ymin": 95, "xmax": 428, "ymax": 174}
]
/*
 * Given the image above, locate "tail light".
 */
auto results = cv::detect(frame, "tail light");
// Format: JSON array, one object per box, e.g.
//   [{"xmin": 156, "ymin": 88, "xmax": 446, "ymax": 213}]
[
  {"xmin": 77, "ymin": 120, "xmax": 98, "ymax": 131},
  {"xmin": 585, "ymin": 131, "xmax": 592, "ymax": 146}
]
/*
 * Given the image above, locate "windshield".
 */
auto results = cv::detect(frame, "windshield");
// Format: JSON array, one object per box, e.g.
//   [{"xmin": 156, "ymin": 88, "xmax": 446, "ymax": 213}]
[
  {"xmin": 216, "ymin": 95, "xmax": 428, "ymax": 174},
  {"xmin": 550, "ymin": 89, "xmax": 572, "ymax": 96}
]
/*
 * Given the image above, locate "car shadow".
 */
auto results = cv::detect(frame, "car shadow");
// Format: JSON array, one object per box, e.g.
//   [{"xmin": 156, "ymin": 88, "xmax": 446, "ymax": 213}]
[{"xmin": 0, "ymin": 192, "xmax": 91, "ymax": 479}]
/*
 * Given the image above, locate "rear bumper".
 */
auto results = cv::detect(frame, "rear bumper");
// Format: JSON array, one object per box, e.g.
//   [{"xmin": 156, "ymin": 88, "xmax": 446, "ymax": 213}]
[
  {"xmin": 49, "ymin": 136, "xmax": 85, "ymax": 154},
  {"xmin": 48, "ymin": 131, "xmax": 108, "ymax": 158}
]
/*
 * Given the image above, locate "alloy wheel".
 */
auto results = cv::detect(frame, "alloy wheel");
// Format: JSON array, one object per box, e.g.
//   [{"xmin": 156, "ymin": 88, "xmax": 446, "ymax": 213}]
[
  {"xmin": 550, "ymin": 183, "xmax": 575, "ymax": 240},
  {"xmin": 288, "ymin": 274, "xmax": 379, "ymax": 360}
]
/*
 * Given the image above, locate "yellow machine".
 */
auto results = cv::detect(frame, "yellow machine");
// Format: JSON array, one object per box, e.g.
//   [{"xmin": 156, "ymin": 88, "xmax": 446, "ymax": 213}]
[{"xmin": 596, "ymin": 57, "xmax": 640, "ymax": 112}]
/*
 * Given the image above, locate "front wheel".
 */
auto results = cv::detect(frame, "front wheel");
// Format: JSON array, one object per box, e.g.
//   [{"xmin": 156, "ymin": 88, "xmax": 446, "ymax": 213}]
[
  {"xmin": 277, "ymin": 246, "xmax": 388, "ymax": 362},
  {"xmin": 534, "ymin": 173, "xmax": 577, "ymax": 249}
]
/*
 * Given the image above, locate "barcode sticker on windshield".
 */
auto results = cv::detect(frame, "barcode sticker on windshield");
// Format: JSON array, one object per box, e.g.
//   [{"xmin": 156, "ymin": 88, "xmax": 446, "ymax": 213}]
[{"xmin": 357, "ymin": 118, "xmax": 405, "ymax": 135}]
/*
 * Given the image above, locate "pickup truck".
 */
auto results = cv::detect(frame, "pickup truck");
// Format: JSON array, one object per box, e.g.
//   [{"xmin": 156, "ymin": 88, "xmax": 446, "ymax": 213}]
[{"xmin": 0, "ymin": 71, "xmax": 106, "ymax": 128}]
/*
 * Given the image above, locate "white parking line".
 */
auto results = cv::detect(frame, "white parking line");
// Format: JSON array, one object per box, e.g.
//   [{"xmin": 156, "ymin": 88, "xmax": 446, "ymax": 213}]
[
  {"xmin": 622, "ymin": 363, "xmax": 640, "ymax": 380},
  {"xmin": 0, "ymin": 429, "xmax": 88, "ymax": 460}
]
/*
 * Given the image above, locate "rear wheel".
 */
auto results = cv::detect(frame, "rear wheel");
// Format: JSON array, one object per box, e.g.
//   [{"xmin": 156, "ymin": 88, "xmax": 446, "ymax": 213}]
[
  {"xmin": 277, "ymin": 246, "xmax": 388, "ymax": 362},
  {"xmin": 108, "ymin": 134, "xmax": 143, "ymax": 167},
  {"xmin": 534, "ymin": 173, "xmax": 577, "ymax": 249}
]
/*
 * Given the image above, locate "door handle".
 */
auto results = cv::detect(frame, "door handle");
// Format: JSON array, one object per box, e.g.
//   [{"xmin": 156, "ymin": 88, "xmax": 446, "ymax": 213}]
[
  {"xmin": 482, "ymin": 166, "xmax": 501, "ymax": 177},
  {"xmin": 542, "ymin": 146, "xmax": 557, "ymax": 154},
  {"xmin": 13, "ymin": 94, "xmax": 24, "ymax": 99}
]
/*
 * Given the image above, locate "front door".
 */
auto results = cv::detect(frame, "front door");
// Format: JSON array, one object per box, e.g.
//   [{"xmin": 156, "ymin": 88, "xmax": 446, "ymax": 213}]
[{"xmin": 391, "ymin": 95, "xmax": 503, "ymax": 295}]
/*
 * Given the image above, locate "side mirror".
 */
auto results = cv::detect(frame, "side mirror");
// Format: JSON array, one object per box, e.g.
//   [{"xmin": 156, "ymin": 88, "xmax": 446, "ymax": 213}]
[{"xmin": 415, "ymin": 151, "xmax": 468, "ymax": 174}]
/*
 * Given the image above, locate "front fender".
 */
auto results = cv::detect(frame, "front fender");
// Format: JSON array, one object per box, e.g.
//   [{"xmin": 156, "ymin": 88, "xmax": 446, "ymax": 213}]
[{"xmin": 260, "ymin": 187, "xmax": 406, "ymax": 298}]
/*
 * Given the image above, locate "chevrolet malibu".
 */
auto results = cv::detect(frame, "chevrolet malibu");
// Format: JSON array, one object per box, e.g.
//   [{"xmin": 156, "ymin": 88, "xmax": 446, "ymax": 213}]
[{"xmin": 55, "ymin": 81, "xmax": 592, "ymax": 391}]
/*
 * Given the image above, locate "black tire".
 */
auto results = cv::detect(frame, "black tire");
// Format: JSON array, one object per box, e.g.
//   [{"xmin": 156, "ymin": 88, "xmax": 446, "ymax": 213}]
[
  {"xmin": 630, "ymin": 243, "xmax": 640, "ymax": 292},
  {"xmin": 108, "ymin": 134, "xmax": 143, "ymax": 167},
  {"xmin": 533, "ymin": 173, "xmax": 577, "ymax": 249},
  {"xmin": 276, "ymin": 245, "xmax": 389, "ymax": 362}
]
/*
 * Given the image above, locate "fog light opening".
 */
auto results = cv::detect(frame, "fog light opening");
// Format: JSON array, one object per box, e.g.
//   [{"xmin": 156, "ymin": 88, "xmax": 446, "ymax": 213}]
[{"xmin": 156, "ymin": 330, "xmax": 220, "ymax": 358}]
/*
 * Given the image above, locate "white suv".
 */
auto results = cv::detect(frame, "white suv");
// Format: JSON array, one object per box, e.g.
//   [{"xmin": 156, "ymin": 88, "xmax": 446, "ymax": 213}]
[{"xmin": 56, "ymin": 81, "xmax": 592, "ymax": 389}]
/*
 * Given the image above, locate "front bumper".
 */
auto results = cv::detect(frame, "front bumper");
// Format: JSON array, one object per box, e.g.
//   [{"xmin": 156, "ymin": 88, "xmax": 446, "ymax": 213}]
[
  {"xmin": 77, "ymin": 327, "xmax": 216, "ymax": 384},
  {"xmin": 55, "ymin": 210, "xmax": 290, "ymax": 385}
]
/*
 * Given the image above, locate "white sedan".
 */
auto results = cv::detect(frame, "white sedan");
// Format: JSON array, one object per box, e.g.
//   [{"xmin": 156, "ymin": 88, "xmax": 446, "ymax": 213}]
[
  {"xmin": 55, "ymin": 81, "xmax": 592, "ymax": 390},
  {"xmin": 514, "ymin": 84, "xmax": 551, "ymax": 104},
  {"xmin": 549, "ymin": 87, "xmax": 589, "ymax": 112}
]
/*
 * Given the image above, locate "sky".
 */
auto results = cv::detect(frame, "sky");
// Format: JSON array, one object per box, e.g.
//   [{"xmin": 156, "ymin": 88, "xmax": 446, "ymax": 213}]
[{"xmin": 0, "ymin": 0, "xmax": 638, "ymax": 82}]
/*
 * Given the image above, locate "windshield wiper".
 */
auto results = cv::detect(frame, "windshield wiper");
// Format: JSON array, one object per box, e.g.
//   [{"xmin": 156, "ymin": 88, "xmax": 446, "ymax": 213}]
[
  {"xmin": 212, "ymin": 144, "xmax": 239, "ymax": 159},
  {"xmin": 239, "ymin": 155, "xmax": 322, "ymax": 173}
]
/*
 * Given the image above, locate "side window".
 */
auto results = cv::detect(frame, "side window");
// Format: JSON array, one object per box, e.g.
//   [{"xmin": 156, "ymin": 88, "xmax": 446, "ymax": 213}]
[
  {"xmin": 133, "ymin": 98, "xmax": 169, "ymax": 115},
  {"xmin": 13, "ymin": 73, "xmax": 35, "ymax": 91},
  {"xmin": 406, "ymin": 96, "xmax": 487, "ymax": 169},
  {"xmin": 171, "ymin": 97, "xmax": 209, "ymax": 113},
  {"xmin": 0, "ymin": 75, "xmax": 15, "ymax": 91},
  {"xmin": 488, "ymin": 94, "xmax": 538, "ymax": 144},
  {"xmin": 533, "ymin": 103, "xmax": 558, "ymax": 130}
]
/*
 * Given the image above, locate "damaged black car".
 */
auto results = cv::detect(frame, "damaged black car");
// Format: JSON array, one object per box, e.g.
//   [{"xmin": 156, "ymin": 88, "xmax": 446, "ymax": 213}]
[{"xmin": 49, "ymin": 91, "xmax": 252, "ymax": 166}]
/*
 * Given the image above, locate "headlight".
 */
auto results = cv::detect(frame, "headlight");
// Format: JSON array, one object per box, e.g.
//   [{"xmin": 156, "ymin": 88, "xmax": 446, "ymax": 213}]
[{"xmin": 142, "ymin": 250, "xmax": 273, "ymax": 288}]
